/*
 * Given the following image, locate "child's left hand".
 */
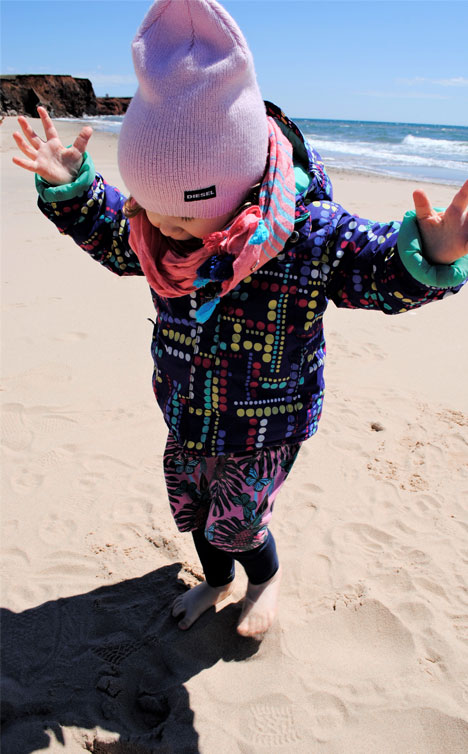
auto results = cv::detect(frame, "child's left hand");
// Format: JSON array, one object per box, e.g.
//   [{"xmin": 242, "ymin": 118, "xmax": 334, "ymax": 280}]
[{"xmin": 413, "ymin": 179, "xmax": 468, "ymax": 265}]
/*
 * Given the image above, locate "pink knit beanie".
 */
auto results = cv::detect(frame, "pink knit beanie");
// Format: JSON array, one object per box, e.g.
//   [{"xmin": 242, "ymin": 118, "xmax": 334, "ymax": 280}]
[{"xmin": 118, "ymin": 0, "xmax": 269, "ymax": 218}]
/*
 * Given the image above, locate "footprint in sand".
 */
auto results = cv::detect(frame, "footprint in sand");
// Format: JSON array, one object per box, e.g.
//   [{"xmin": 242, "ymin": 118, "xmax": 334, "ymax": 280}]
[
  {"xmin": 38, "ymin": 514, "xmax": 78, "ymax": 545},
  {"xmin": 305, "ymin": 691, "xmax": 349, "ymax": 743},
  {"xmin": 10, "ymin": 467, "xmax": 44, "ymax": 494},
  {"xmin": 330, "ymin": 521, "xmax": 396, "ymax": 557},
  {"xmin": 452, "ymin": 616, "xmax": 468, "ymax": 646},
  {"xmin": 413, "ymin": 575, "xmax": 449, "ymax": 601},
  {"xmin": 128, "ymin": 477, "xmax": 159, "ymax": 497},
  {"xmin": 299, "ymin": 480, "xmax": 324, "ymax": 506},
  {"xmin": 1, "ymin": 403, "xmax": 33, "ymax": 451},
  {"xmin": 397, "ymin": 600, "xmax": 434, "ymax": 626},
  {"xmin": 29, "ymin": 448, "xmax": 72, "ymax": 475},
  {"xmin": 108, "ymin": 496, "xmax": 153, "ymax": 523},
  {"xmin": 283, "ymin": 599, "xmax": 417, "ymax": 683},
  {"xmin": 11, "ymin": 364, "xmax": 73, "ymax": 393},
  {"xmin": 0, "ymin": 547, "xmax": 30, "ymax": 569},
  {"xmin": 414, "ymin": 492, "xmax": 442, "ymax": 514},
  {"xmin": 53, "ymin": 331, "xmax": 88, "ymax": 342},
  {"xmin": 366, "ymin": 478, "xmax": 402, "ymax": 508},
  {"xmin": 76, "ymin": 472, "xmax": 107, "ymax": 494},
  {"xmin": 145, "ymin": 531, "xmax": 185, "ymax": 564},
  {"xmin": 82, "ymin": 453, "xmax": 134, "ymax": 475},
  {"xmin": 360, "ymin": 341, "xmax": 387, "ymax": 360},
  {"xmin": 237, "ymin": 690, "xmax": 349, "ymax": 747},
  {"xmin": 238, "ymin": 693, "xmax": 302, "ymax": 747},
  {"xmin": 8, "ymin": 448, "xmax": 76, "ymax": 496},
  {"xmin": 23, "ymin": 405, "xmax": 76, "ymax": 438},
  {"xmin": 40, "ymin": 552, "xmax": 97, "ymax": 578},
  {"xmin": 91, "ymin": 634, "xmax": 194, "ymax": 747}
]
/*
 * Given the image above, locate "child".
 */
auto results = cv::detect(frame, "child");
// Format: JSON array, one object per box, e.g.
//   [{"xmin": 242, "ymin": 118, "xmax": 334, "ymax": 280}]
[{"xmin": 12, "ymin": 0, "xmax": 468, "ymax": 638}]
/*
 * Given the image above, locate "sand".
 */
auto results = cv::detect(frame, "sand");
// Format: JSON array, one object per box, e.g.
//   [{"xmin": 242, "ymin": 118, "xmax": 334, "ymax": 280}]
[{"xmin": 1, "ymin": 116, "xmax": 467, "ymax": 753}]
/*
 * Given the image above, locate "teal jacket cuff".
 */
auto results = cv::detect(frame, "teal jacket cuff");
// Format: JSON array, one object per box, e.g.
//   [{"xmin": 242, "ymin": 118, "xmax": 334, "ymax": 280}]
[
  {"xmin": 397, "ymin": 210, "xmax": 468, "ymax": 289},
  {"xmin": 35, "ymin": 152, "xmax": 96, "ymax": 202}
]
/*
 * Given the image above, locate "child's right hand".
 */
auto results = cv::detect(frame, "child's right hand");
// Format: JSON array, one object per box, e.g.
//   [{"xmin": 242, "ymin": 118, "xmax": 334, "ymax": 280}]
[{"xmin": 12, "ymin": 106, "xmax": 93, "ymax": 186}]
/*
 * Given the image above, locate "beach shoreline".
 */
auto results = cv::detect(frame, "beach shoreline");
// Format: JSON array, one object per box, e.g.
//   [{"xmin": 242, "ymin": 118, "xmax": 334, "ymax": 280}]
[
  {"xmin": 3, "ymin": 114, "xmax": 463, "ymax": 189},
  {"xmin": 2, "ymin": 116, "xmax": 468, "ymax": 753}
]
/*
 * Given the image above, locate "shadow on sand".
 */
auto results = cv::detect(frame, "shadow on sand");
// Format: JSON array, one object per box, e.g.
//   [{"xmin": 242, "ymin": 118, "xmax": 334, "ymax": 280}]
[{"xmin": 1, "ymin": 564, "xmax": 260, "ymax": 753}]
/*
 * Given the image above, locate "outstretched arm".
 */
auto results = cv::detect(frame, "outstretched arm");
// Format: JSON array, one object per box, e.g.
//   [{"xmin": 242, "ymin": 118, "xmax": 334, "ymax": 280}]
[
  {"xmin": 413, "ymin": 180, "xmax": 468, "ymax": 265},
  {"xmin": 12, "ymin": 107, "xmax": 143, "ymax": 278},
  {"xmin": 321, "ymin": 180, "xmax": 468, "ymax": 314},
  {"xmin": 12, "ymin": 106, "xmax": 93, "ymax": 186}
]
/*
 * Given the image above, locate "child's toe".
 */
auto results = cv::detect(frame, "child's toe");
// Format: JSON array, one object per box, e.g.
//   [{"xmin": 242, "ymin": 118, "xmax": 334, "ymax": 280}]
[{"xmin": 171, "ymin": 595, "xmax": 185, "ymax": 618}]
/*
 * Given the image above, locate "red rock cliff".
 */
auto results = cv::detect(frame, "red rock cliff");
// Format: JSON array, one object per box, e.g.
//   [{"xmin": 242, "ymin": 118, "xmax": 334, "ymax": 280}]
[{"xmin": 0, "ymin": 75, "xmax": 130, "ymax": 117}]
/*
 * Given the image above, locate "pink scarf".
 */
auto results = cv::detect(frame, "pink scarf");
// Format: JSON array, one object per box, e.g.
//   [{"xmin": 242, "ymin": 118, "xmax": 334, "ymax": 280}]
[{"xmin": 128, "ymin": 117, "xmax": 296, "ymax": 321}]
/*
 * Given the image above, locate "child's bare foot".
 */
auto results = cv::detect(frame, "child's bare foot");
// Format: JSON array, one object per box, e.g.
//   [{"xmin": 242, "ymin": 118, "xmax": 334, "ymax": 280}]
[
  {"xmin": 172, "ymin": 581, "xmax": 234, "ymax": 630},
  {"xmin": 237, "ymin": 566, "xmax": 282, "ymax": 637}
]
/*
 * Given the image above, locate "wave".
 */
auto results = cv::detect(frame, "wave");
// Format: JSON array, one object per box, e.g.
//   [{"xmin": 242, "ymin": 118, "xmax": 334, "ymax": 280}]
[
  {"xmin": 56, "ymin": 115, "xmax": 123, "ymax": 134},
  {"xmin": 403, "ymin": 134, "xmax": 468, "ymax": 155},
  {"xmin": 306, "ymin": 137, "xmax": 467, "ymax": 170},
  {"xmin": 59, "ymin": 117, "xmax": 466, "ymax": 185}
]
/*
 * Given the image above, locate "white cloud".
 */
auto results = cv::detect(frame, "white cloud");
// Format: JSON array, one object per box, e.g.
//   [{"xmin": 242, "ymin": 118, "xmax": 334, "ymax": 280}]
[
  {"xmin": 434, "ymin": 77, "xmax": 468, "ymax": 87},
  {"xmin": 397, "ymin": 76, "xmax": 468, "ymax": 87},
  {"xmin": 357, "ymin": 90, "xmax": 449, "ymax": 101}
]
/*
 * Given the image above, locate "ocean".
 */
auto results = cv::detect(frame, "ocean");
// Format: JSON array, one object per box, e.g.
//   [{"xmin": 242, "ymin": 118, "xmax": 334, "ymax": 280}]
[{"xmin": 67, "ymin": 115, "xmax": 468, "ymax": 186}]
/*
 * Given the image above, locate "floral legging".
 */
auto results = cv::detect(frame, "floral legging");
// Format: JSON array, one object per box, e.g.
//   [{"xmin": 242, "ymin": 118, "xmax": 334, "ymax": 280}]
[{"xmin": 163, "ymin": 432, "xmax": 302, "ymax": 552}]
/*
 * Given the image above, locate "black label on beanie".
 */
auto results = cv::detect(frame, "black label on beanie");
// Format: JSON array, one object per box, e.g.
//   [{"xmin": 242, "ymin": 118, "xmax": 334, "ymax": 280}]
[{"xmin": 184, "ymin": 186, "xmax": 216, "ymax": 202}]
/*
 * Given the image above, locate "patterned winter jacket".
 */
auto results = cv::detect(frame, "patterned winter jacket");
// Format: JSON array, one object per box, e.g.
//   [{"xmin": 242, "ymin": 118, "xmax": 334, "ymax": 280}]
[{"xmin": 36, "ymin": 102, "xmax": 467, "ymax": 455}]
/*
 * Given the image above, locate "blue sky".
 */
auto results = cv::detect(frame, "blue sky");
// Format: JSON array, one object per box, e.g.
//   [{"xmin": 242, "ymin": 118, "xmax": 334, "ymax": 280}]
[{"xmin": 2, "ymin": 0, "xmax": 467, "ymax": 125}]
